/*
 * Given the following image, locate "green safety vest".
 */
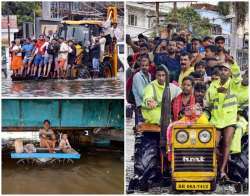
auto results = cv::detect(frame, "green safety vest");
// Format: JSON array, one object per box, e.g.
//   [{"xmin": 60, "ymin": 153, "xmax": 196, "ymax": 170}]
[
  {"xmin": 230, "ymin": 116, "xmax": 248, "ymax": 154},
  {"xmin": 142, "ymin": 80, "xmax": 182, "ymax": 124},
  {"xmin": 236, "ymin": 84, "xmax": 248, "ymax": 111},
  {"xmin": 206, "ymin": 62, "xmax": 241, "ymax": 129}
]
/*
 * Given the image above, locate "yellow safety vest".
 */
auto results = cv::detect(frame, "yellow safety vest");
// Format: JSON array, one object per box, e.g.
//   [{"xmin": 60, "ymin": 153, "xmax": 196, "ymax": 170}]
[
  {"xmin": 142, "ymin": 80, "xmax": 182, "ymax": 124},
  {"xmin": 230, "ymin": 116, "xmax": 248, "ymax": 154},
  {"xmin": 236, "ymin": 84, "xmax": 248, "ymax": 111},
  {"xmin": 178, "ymin": 66, "xmax": 194, "ymax": 85},
  {"xmin": 206, "ymin": 62, "xmax": 241, "ymax": 129}
]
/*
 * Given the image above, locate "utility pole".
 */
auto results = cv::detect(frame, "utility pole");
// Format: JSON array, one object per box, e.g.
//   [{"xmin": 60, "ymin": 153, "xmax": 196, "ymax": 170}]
[
  {"xmin": 69, "ymin": 2, "xmax": 72, "ymax": 20},
  {"xmin": 230, "ymin": 2, "xmax": 237, "ymax": 59},
  {"xmin": 7, "ymin": 15, "xmax": 10, "ymax": 47},
  {"xmin": 33, "ymin": 11, "xmax": 36, "ymax": 39},
  {"xmin": 156, "ymin": 2, "xmax": 160, "ymax": 36},
  {"xmin": 173, "ymin": 1, "xmax": 177, "ymax": 19}
]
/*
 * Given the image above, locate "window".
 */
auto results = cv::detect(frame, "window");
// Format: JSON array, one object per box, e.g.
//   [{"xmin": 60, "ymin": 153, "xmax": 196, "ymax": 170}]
[
  {"xmin": 118, "ymin": 44, "xmax": 124, "ymax": 54},
  {"xmin": 63, "ymin": 25, "xmax": 90, "ymax": 47},
  {"xmin": 128, "ymin": 14, "xmax": 137, "ymax": 26}
]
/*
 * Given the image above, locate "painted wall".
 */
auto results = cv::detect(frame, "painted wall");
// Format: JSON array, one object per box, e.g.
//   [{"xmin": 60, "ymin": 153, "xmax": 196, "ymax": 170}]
[{"xmin": 2, "ymin": 100, "xmax": 124, "ymax": 129}]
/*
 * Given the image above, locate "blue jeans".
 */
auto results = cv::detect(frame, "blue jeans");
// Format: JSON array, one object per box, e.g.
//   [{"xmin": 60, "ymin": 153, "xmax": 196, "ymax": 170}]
[{"xmin": 92, "ymin": 58, "xmax": 100, "ymax": 72}]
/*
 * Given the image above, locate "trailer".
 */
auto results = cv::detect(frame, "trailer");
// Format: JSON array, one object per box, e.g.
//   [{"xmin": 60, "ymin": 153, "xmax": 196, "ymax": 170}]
[{"xmin": 2, "ymin": 99, "xmax": 124, "ymax": 141}]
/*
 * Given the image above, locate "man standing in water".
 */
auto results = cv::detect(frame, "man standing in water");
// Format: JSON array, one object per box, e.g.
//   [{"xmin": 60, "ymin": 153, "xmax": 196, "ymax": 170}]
[{"xmin": 39, "ymin": 120, "xmax": 56, "ymax": 153}]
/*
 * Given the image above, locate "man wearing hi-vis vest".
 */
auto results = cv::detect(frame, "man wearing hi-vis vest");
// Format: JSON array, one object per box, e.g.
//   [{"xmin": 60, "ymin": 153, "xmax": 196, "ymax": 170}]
[{"xmin": 205, "ymin": 55, "xmax": 241, "ymax": 182}]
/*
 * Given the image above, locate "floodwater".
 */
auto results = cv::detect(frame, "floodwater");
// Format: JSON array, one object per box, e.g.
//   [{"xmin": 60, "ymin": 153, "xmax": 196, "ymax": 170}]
[
  {"xmin": 2, "ymin": 72, "xmax": 124, "ymax": 97},
  {"xmin": 2, "ymin": 151, "xmax": 124, "ymax": 194},
  {"xmin": 125, "ymin": 117, "xmax": 135, "ymax": 191}
]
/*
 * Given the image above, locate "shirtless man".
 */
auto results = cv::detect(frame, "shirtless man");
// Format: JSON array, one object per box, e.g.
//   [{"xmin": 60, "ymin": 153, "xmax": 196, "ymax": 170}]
[{"xmin": 39, "ymin": 120, "xmax": 56, "ymax": 153}]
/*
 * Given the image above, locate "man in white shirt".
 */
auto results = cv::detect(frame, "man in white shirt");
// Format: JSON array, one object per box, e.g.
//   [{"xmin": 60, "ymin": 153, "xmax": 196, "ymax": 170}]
[
  {"xmin": 58, "ymin": 37, "xmax": 72, "ymax": 78},
  {"xmin": 112, "ymin": 22, "xmax": 123, "ymax": 42}
]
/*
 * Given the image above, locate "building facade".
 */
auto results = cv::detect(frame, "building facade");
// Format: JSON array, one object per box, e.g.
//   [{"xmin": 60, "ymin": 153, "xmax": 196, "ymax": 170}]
[
  {"xmin": 126, "ymin": 2, "xmax": 193, "ymax": 39},
  {"xmin": 1, "ymin": 15, "xmax": 19, "ymax": 46},
  {"xmin": 36, "ymin": 2, "xmax": 124, "ymax": 37}
]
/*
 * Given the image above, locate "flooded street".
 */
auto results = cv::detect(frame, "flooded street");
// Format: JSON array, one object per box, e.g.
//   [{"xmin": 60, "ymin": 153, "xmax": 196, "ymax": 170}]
[
  {"xmin": 2, "ymin": 72, "xmax": 124, "ymax": 97},
  {"xmin": 125, "ymin": 117, "xmax": 135, "ymax": 190},
  {"xmin": 2, "ymin": 150, "xmax": 124, "ymax": 194}
]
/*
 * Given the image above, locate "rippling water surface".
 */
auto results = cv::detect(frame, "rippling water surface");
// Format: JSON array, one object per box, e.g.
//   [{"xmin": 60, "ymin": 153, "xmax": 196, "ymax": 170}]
[
  {"xmin": 2, "ymin": 72, "xmax": 124, "ymax": 97},
  {"xmin": 2, "ymin": 151, "xmax": 124, "ymax": 194}
]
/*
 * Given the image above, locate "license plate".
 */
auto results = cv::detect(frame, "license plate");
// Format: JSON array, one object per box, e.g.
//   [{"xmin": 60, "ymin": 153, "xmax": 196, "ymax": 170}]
[{"xmin": 176, "ymin": 182, "xmax": 211, "ymax": 190}]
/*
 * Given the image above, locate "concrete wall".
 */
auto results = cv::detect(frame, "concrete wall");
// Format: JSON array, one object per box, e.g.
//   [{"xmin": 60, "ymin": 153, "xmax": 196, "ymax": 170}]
[{"xmin": 2, "ymin": 30, "xmax": 18, "ymax": 45}]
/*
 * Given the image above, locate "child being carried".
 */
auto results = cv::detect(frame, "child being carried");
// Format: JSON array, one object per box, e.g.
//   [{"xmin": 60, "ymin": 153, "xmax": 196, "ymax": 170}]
[{"xmin": 59, "ymin": 134, "xmax": 78, "ymax": 154}]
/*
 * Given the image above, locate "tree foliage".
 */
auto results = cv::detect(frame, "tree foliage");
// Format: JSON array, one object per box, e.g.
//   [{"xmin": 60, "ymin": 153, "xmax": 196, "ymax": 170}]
[
  {"xmin": 217, "ymin": 2, "xmax": 230, "ymax": 16},
  {"xmin": 234, "ymin": 2, "xmax": 248, "ymax": 26},
  {"xmin": 165, "ymin": 7, "xmax": 212, "ymax": 38},
  {"xmin": 2, "ymin": 2, "xmax": 42, "ymax": 25},
  {"xmin": 217, "ymin": 2, "xmax": 248, "ymax": 26}
]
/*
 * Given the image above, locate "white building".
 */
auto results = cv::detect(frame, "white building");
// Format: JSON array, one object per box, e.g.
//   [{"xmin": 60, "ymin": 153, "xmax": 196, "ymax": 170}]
[
  {"xmin": 126, "ymin": 2, "xmax": 193, "ymax": 39},
  {"xmin": 193, "ymin": 3, "xmax": 248, "ymax": 68},
  {"xmin": 1, "ymin": 15, "xmax": 19, "ymax": 46},
  {"xmin": 38, "ymin": 2, "xmax": 124, "ymax": 37}
]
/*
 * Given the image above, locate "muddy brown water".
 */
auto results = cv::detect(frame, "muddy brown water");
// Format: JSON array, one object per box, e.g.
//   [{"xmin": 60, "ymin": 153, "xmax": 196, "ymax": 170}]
[
  {"xmin": 2, "ymin": 151, "xmax": 124, "ymax": 194},
  {"xmin": 2, "ymin": 72, "xmax": 124, "ymax": 97}
]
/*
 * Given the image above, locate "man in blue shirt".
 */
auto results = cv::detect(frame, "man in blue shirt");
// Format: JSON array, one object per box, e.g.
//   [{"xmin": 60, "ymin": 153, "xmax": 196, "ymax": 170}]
[
  {"xmin": 22, "ymin": 38, "xmax": 34, "ymax": 76},
  {"xmin": 154, "ymin": 40, "xmax": 180, "ymax": 82},
  {"xmin": 132, "ymin": 54, "xmax": 151, "ymax": 126},
  {"xmin": 175, "ymin": 36, "xmax": 187, "ymax": 55}
]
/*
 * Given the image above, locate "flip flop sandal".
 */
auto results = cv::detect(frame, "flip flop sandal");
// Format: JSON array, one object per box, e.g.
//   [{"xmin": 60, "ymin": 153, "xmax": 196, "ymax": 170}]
[{"xmin": 220, "ymin": 173, "xmax": 230, "ymax": 183}]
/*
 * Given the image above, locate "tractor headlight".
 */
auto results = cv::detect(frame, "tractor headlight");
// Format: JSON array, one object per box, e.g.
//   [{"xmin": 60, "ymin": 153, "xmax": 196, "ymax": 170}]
[
  {"xmin": 176, "ymin": 130, "xmax": 189, "ymax": 144},
  {"xmin": 199, "ymin": 129, "xmax": 211, "ymax": 143}
]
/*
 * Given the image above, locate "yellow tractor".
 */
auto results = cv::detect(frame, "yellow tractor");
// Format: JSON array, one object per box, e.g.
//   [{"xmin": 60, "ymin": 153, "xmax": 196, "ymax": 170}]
[
  {"xmin": 135, "ymin": 68, "xmax": 217, "ymax": 192},
  {"xmin": 57, "ymin": 6, "xmax": 118, "ymax": 78},
  {"xmin": 171, "ymin": 123, "xmax": 217, "ymax": 191},
  {"xmin": 137, "ymin": 109, "xmax": 217, "ymax": 192}
]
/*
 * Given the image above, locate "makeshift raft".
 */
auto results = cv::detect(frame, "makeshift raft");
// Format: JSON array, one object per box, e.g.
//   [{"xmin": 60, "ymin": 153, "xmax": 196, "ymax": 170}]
[
  {"xmin": 11, "ymin": 148, "xmax": 80, "ymax": 166},
  {"xmin": 11, "ymin": 76, "xmax": 77, "ymax": 81},
  {"xmin": 11, "ymin": 75, "xmax": 48, "ymax": 81}
]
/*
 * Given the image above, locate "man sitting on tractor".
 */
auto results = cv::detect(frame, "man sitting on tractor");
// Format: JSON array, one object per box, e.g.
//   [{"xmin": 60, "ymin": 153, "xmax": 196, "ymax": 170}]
[
  {"xmin": 172, "ymin": 76, "xmax": 196, "ymax": 121},
  {"xmin": 142, "ymin": 65, "xmax": 182, "ymax": 125},
  {"xmin": 205, "ymin": 55, "xmax": 241, "ymax": 181}
]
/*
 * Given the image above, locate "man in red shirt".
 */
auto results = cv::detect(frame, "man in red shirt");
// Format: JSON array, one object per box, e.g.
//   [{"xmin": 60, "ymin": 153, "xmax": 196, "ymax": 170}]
[{"xmin": 32, "ymin": 35, "xmax": 45, "ymax": 78}]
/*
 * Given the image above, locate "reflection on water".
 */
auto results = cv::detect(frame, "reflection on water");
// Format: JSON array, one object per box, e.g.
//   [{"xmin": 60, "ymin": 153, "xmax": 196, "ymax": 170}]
[
  {"xmin": 2, "ymin": 73, "xmax": 124, "ymax": 97},
  {"xmin": 2, "ymin": 151, "xmax": 124, "ymax": 194}
]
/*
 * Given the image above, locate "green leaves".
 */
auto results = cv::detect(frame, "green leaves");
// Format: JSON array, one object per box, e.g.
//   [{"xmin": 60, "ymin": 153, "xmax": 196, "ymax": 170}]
[
  {"xmin": 165, "ymin": 7, "xmax": 212, "ymax": 37},
  {"xmin": 2, "ymin": 2, "xmax": 41, "ymax": 25},
  {"xmin": 217, "ymin": 2, "xmax": 248, "ymax": 26}
]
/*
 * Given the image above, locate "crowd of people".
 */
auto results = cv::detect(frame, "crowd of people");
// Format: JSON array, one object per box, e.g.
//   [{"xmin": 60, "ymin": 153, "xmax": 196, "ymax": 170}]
[
  {"xmin": 126, "ymin": 30, "xmax": 248, "ymax": 186},
  {"xmin": 5, "ymin": 15, "xmax": 123, "ymax": 80},
  {"xmin": 8, "ymin": 34, "xmax": 108, "ymax": 80}
]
